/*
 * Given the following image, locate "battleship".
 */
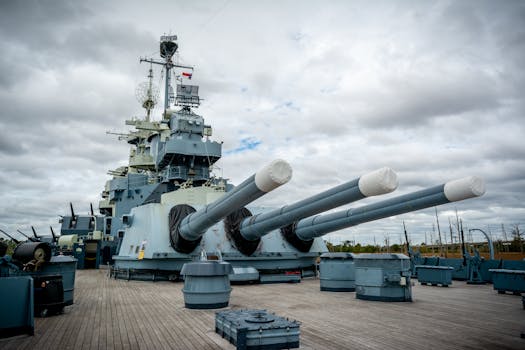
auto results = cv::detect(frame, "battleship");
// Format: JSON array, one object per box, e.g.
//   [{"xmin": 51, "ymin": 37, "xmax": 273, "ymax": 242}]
[
  {"xmin": 53, "ymin": 34, "xmax": 487, "ymax": 283},
  {"xmin": 2, "ymin": 34, "xmax": 525, "ymax": 350}
]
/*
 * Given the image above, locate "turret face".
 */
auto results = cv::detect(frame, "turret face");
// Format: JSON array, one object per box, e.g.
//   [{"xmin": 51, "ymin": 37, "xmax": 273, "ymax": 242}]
[{"xmin": 172, "ymin": 160, "xmax": 292, "ymax": 254}]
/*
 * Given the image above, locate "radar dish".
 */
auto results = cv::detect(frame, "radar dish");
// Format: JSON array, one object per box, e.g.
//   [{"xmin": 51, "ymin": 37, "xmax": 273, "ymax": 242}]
[{"xmin": 135, "ymin": 81, "xmax": 160, "ymax": 111}]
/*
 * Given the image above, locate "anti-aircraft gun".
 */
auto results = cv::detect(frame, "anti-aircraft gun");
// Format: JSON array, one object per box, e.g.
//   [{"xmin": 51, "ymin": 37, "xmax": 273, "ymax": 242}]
[
  {"xmin": 57, "ymin": 202, "xmax": 110, "ymax": 269},
  {"xmin": 0, "ymin": 228, "xmax": 77, "ymax": 319},
  {"xmin": 15, "ymin": 229, "xmax": 37, "ymax": 242},
  {"xmin": 1, "ymin": 229, "xmax": 53, "ymax": 271}
]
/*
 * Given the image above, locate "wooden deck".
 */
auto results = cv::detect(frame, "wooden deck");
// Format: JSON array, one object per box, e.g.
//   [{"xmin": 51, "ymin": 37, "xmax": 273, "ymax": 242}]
[{"xmin": 1, "ymin": 269, "xmax": 524, "ymax": 350}]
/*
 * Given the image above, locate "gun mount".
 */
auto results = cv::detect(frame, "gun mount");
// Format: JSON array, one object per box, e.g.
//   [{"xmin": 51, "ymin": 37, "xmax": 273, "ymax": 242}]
[
  {"xmin": 0, "ymin": 229, "xmax": 20, "ymax": 245},
  {"xmin": 171, "ymin": 159, "xmax": 292, "ymax": 253},
  {"xmin": 228, "ymin": 167, "xmax": 398, "ymax": 255}
]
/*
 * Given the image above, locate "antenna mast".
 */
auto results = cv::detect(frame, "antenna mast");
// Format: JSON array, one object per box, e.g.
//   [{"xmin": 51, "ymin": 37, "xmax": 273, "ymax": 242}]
[
  {"xmin": 141, "ymin": 63, "xmax": 156, "ymax": 121},
  {"xmin": 140, "ymin": 35, "xmax": 193, "ymax": 118}
]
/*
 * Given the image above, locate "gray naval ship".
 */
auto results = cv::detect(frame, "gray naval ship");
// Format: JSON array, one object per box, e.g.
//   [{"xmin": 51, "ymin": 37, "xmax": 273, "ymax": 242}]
[{"xmin": 57, "ymin": 35, "xmax": 485, "ymax": 282}]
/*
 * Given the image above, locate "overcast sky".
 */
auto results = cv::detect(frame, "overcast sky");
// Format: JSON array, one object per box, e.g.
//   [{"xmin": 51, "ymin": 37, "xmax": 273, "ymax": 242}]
[{"xmin": 1, "ymin": 0, "xmax": 524, "ymax": 246}]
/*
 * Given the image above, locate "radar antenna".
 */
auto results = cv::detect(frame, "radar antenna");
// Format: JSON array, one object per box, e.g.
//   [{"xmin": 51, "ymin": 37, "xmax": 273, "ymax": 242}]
[{"xmin": 135, "ymin": 63, "xmax": 159, "ymax": 121}]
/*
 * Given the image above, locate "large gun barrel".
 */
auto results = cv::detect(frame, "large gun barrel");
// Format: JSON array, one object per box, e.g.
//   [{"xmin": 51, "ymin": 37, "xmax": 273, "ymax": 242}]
[
  {"xmin": 171, "ymin": 159, "xmax": 292, "ymax": 253},
  {"xmin": 291, "ymin": 176, "xmax": 485, "ymax": 245},
  {"xmin": 50, "ymin": 226, "xmax": 58, "ymax": 243},
  {"xmin": 31, "ymin": 226, "xmax": 40, "ymax": 240},
  {"xmin": 226, "ymin": 167, "xmax": 398, "ymax": 255},
  {"xmin": 17, "ymin": 229, "xmax": 38, "ymax": 242},
  {"xmin": 240, "ymin": 167, "xmax": 398, "ymax": 240}
]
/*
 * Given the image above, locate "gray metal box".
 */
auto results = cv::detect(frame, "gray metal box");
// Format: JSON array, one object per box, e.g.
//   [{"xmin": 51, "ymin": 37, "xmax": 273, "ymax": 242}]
[
  {"xmin": 320, "ymin": 252, "xmax": 356, "ymax": 292},
  {"xmin": 0, "ymin": 276, "xmax": 34, "ymax": 338},
  {"xmin": 215, "ymin": 309, "xmax": 300, "ymax": 350},
  {"xmin": 181, "ymin": 261, "xmax": 233, "ymax": 309},
  {"xmin": 354, "ymin": 253, "xmax": 412, "ymax": 302},
  {"xmin": 416, "ymin": 265, "xmax": 454, "ymax": 286},
  {"xmin": 489, "ymin": 269, "xmax": 525, "ymax": 294}
]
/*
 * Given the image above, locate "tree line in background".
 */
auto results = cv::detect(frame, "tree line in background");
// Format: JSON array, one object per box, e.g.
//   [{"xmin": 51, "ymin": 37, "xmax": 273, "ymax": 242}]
[{"xmin": 326, "ymin": 224, "xmax": 524, "ymax": 255}]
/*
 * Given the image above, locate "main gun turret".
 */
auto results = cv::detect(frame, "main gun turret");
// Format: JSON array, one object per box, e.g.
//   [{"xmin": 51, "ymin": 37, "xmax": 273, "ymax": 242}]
[{"xmin": 170, "ymin": 159, "xmax": 293, "ymax": 253}]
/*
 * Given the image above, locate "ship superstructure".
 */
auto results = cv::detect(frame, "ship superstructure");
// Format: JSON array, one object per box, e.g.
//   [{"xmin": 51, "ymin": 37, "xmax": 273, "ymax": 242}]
[{"xmin": 57, "ymin": 35, "xmax": 228, "ymax": 271}]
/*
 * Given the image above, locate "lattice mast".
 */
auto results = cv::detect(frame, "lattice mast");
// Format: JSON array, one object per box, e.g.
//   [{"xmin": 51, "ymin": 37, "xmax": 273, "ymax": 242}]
[{"xmin": 139, "ymin": 35, "xmax": 194, "ymax": 118}]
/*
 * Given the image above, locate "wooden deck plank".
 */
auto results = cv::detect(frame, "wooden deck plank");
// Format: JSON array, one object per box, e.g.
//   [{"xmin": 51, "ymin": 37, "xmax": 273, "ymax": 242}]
[
  {"xmin": 42, "ymin": 301, "xmax": 71, "ymax": 350},
  {"xmin": 104, "ymin": 281, "xmax": 115, "ymax": 350},
  {"xmin": 80, "ymin": 274, "xmax": 98, "ymax": 350},
  {"xmin": 1, "ymin": 270, "xmax": 523, "ymax": 350},
  {"xmin": 113, "ymin": 279, "xmax": 133, "ymax": 350},
  {"xmin": 153, "ymin": 295, "xmax": 202, "ymax": 350},
  {"xmin": 120, "ymin": 282, "xmax": 152, "ymax": 350},
  {"xmin": 115, "ymin": 279, "xmax": 141, "ymax": 349},
  {"xmin": 130, "ymin": 289, "xmax": 166, "ymax": 350}
]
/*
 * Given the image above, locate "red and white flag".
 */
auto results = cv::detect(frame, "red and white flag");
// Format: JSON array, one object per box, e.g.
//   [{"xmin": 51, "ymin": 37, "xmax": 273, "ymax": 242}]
[{"xmin": 182, "ymin": 72, "xmax": 192, "ymax": 79}]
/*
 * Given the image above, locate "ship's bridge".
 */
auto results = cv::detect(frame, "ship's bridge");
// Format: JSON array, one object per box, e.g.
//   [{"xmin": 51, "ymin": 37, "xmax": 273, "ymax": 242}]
[{"xmin": 152, "ymin": 108, "xmax": 221, "ymax": 184}]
